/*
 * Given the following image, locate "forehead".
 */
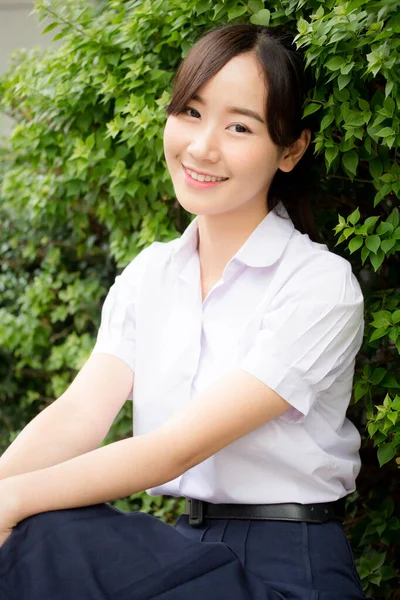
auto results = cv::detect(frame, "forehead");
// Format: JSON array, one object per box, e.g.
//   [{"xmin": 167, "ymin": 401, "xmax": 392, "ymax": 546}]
[{"xmin": 196, "ymin": 52, "xmax": 266, "ymax": 109}]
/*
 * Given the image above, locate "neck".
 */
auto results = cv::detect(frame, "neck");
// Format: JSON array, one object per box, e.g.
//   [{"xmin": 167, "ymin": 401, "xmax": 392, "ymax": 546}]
[{"xmin": 197, "ymin": 206, "xmax": 268, "ymax": 280}]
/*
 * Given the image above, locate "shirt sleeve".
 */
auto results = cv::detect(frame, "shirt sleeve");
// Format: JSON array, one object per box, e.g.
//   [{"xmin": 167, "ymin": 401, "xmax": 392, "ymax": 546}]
[
  {"xmin": 91, "ymin": 245, "xmax": 153, "ymax": 373},
  {"xmin": 239, "ymin": 260, "xmax": 364, "ymax": 424}
]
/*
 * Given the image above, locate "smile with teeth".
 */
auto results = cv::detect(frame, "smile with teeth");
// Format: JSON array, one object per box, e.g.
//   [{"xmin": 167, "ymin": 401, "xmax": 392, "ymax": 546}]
[{"xmin": 185, "ymin": 167, "xmax": 228, "ymax": 183}]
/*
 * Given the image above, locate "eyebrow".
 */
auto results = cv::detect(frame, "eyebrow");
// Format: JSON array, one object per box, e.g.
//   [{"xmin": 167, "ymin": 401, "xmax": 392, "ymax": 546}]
[{"xmin": 192, "ymin": 94, "xmax": 265, "ymax": 125}]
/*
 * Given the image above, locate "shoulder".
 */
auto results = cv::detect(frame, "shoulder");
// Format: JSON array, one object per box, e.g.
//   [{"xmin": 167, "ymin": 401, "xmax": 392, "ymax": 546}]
[
  {"xmin": 118, "ymin": 238, "xmax": 178, "ymax": 283},
  {"xmin": 280, "ymin": 228, "xmax": 363, "ymax": 306}
]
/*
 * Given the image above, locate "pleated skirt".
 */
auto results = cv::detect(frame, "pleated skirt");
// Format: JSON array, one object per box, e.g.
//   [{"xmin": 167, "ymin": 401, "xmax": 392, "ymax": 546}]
[{"xmin": 0, "ymin": 502, "xmax": 371, "ymax": 600}]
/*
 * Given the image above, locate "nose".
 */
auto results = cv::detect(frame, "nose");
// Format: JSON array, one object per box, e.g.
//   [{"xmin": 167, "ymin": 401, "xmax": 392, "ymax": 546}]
[{"xmin": 187, "ymin": 125, "xmax": 220, "ymax": 163}]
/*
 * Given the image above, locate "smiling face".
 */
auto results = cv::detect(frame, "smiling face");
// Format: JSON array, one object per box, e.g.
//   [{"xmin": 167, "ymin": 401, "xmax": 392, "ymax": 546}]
[{"xmin": 163, "ymin": 52, "xmax": 287, "ymax": 219}]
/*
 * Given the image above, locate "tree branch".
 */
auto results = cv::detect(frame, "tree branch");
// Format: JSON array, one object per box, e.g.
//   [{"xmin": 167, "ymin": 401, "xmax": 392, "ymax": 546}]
[
  {"xmin": 239, "ymin": 0, "xmax": 253, "ymax": 14},
  {"xmin": 327, "ymin": 174, "xmax": 373, "ymax": 184},
  {"xmin": 41, "ymin": 5, "xmax": 87, "ymax": 37}
]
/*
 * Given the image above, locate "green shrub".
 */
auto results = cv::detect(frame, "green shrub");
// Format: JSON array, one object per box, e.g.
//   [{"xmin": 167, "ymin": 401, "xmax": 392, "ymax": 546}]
[{"xmin": 0, "ymin": 1, "xmax": 398, "ymax": 596}]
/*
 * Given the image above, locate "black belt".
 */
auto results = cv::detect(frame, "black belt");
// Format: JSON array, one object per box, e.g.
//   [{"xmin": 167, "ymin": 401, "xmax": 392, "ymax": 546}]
[{"xmin": 184, "ymin": 498, "xmax": 345, "ymax": 527}]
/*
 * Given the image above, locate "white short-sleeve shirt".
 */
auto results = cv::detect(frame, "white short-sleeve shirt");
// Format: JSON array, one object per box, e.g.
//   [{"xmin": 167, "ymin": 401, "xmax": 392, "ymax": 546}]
[{"xmin": 92, "ymin": 202, "xmax": 364, "ymax": 504}]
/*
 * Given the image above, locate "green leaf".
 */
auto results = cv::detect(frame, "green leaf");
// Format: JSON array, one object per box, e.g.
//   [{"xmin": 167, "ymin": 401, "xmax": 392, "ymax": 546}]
[
  {"xmin": 392, "ymin": 310, "xmax": 400, "ymax": 324},
  {"xmin": 377, "ymin": 443, "xmax": 395, "ymax": 466},
  {"xmin": 343, "ymin": 227, "xmax": 354, "ymax": 240},
  {"xmin": 354, "ymin": 380, "xmax": 369, "ymax": 401},
  {"xmin": 228, "ymin": 5, "xmax": 248, "ymax": 20},
  {"xmin": 52, "ymin": 27, "xmax": 70, "ymax": 41},
  {"xmin": 326, "ymin": 57, "xmax": 346, "ymax": 71},
  {"xmin": 329, "ymin": 30, "xmax": 347, "ymax": 44},
  {"xmin": 303, "ymin": 102, "xmax": 321, "ymax": 117},
  {"xmin": 393, "ymin": 397, "xmax": 400, "ymax": 412},
  {"xmin": 372, "ymin": 368, "xmax": 387, "ymax": 385},
  {"xmin": 194, "ymin": 0, "xmax": 210, "ymax": 15},
  {"xmin": 381, "ymin": 239, "xmax": 396, "ymax": 253},
  {"xmin": 335, "ymin": 232, "xmax": 347, "ymax": 246},
  {"xmin": 368, "ymin": 422, "xmax": 380, "ymax": 437},
  {"xmin": 372, "ymin": 432, "xmax": 387, "ymax": 446},
  {"xmin": 369, "ymin": 551, "xmax": 387, "ymax": 572},
  {"xmin": 342, "ymin": 150, "xmax": 359, "ymax": 176},
  {"xmin": 369, "ymin": 158, "xmax": 383, "ymax": 180},
  {"xmin": 86, "ymin": 133, "xmax": 95, "ymax": 151},
  {"xmin": 363, "ymin": 362, "xmax": 371, "ymax": 378},
  {"xmin": 374, "ymin": 184, "xmax": 392, "ymax": 206},
  {"xmin": 348, "ymin": 236, "xmax": 363, "ymax": 253},
  {"xmin": 383, "ymin": 96, "xmax": 395, "ymax": 117},
  {"xmin": 381, "ymin": 173, "xmax": 394, "ymax": 183},
  {"xmin": 325, "ymin": 145, "xmax": 338, "ymax": 167},
  {"xmin": 334, "ymin": 88, "xmax": 350, "ymax": 103},
  {"xmin": 376, "ymin": 127, "xmax": 395, "ymax": 137},
  {"xmin": 341, "ymin": 62, "xmax": 354, "ymax": 75},
  {"xmin": 383, "ymin": 394, "xmax": 392, "ymax": 409},
  {"xmin": 358, "ymin": 99, "xmax": 370, "ymax": 112},
  {"xmin": 338, "ymin": 73, "xmax": 351, "ymax": 90},
  {"xmin": 42, "ymin": 22, "xmax": 59, "ymax": 34},
  {"xmin": 371, "ymin": 312, "xmax": 392, "ymax": 328},
  {"xmin": 385, "ymin": 81, "xmax": 394, "ymax": 97},
  {"xmin": 369, "ymin": 573, "xmax": 382, "ymax": 586},
  {"xmin": 376, "ymin": 221, "xmax": 394, "ymax": 236},
  {"xmin": 364, "ymin": 216, "xmax": 379, "ymax": 232},
  {"xmin": 369, "ymin": 327, "xmax": 388, "ymax": 342},
  {"xmin": 365, "ymin": 235, "xmax": 380, "ymax": 253},
  {"xmin": 387, "ymin": 209, "xmax": 399, "ymax": 228},
  {"xmin": 314, "ymin": 5, "xmax": 324, "ymax": 18},
  {"xmin": 248, "ymin": 0, "xmax": 264, "ymax": 12},
  {"xmin": 381, "ymin": 374, "xmax": 400, "ymax": 388},
  {"xmin": 297, "ymin": 18, "xmax": 309, "ymax": 35},
  {"xmin": 250, "ymin": 9, "xmax": 271, "ymax": 26},
  {"xmin": 348, "ymin": 207, "xmax": 360, "ymax": 225},
  {"xmin": 320, "ymin": 113, "xmax": 335, "ymax": 131},
  {"xmin": 361, "ymin": 245, "xmax": 370, "ymax": 264},
  {"xmin": 370, "ymin": 249, "xmax": 385, "ymax": 271}
]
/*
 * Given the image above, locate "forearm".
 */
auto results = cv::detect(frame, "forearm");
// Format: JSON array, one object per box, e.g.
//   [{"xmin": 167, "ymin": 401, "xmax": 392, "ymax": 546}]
[
  {"xmin": 10, "ymin": 429, "xmax": 183, "ymax": 523},
  {"xmin": 0, "ymin": 398, "xmax": 108, "ymax": 481},
  {"xmin": 5, "ymin": 367, "xmax": 288, "ymax": 524}
]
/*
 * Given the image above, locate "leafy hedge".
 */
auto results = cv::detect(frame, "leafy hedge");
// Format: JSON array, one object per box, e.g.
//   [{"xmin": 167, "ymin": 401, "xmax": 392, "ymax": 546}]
[{"xmin": 0, "ymin": 1, "xmax": 398, "ymax": 597}]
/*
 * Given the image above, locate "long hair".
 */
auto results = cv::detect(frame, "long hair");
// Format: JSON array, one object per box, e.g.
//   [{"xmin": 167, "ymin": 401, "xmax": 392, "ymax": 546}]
[{"xmin": 166, "ymin": 23, "xmax": 318, "ymax": 241}]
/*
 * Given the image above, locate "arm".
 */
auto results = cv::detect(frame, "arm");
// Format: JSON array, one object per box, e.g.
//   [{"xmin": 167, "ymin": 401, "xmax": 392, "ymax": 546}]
[
  {"xmin": 5, "ymin": 368, "xmax": 289, "ymax": 522},
  {"xmin": 0, "ymin": 354, "xmax": 133, "ymax": 481}
]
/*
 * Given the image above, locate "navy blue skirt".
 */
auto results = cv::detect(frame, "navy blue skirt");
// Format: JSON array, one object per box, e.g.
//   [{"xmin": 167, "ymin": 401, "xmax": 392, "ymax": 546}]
[{"xmin": 0, "ymin": 502, "xmax": 371, "ymax": 600}]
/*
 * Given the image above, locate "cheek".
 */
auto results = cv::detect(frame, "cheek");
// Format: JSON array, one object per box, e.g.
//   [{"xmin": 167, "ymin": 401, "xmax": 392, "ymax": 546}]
[
  {"xmin": 227, "ymin": 142, "xmax": 278, "ymax": 182},
  {"xmin": 225, "ymin": 144, "xmax": 267, "ymax": 178},
  {"xmin": 163, "ymin": 120, "xmax": 176, "ymax": 165},
  {"xmin": 163, "ymin": 118, "xmax": 187, "ymax": 162}
]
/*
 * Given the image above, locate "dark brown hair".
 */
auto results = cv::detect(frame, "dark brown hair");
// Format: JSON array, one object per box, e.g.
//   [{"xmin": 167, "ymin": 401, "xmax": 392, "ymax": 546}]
[{"xmin": 166, "ymin": 23, "xmax": 318, "ymax": 241}]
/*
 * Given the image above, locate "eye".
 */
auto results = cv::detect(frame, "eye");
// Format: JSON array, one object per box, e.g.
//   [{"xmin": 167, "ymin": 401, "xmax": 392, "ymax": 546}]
[
  {"xmin": 228, "ymin": 123, "xmax": 251, "ymax": 134},
  {"xmin": 183, "ymin": 106, "xmax": 201, "ymax": 118}
]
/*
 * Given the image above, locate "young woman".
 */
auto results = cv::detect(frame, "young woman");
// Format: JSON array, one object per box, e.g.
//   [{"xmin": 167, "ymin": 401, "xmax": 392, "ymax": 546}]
[{"xmin": 0, "ymin": 24, "xmax": 370, "ymax": 600}]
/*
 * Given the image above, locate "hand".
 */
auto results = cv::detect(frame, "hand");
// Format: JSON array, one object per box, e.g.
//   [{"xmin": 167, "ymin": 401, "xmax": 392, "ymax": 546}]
[{"xmin": 0, "ymin": 478, "xmax": 22, "ymax": 548}]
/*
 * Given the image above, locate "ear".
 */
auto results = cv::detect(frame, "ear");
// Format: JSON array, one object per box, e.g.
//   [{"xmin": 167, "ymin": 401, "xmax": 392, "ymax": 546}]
[{"xmin": 278, "ymin": 129, "xmax": 311, "ymax": 173}]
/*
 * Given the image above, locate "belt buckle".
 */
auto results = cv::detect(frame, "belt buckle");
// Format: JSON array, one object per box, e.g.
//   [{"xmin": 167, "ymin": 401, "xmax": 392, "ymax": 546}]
[{"xmin": 188, "ymin": 498, "xmax": 204, "ymax": 527}]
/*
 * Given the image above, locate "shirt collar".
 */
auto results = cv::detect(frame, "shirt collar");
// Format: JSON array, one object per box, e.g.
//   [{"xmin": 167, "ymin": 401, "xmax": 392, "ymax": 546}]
[{"xmin": 170, "ymin": 201, "xmax": 295, "ymax": 274}]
